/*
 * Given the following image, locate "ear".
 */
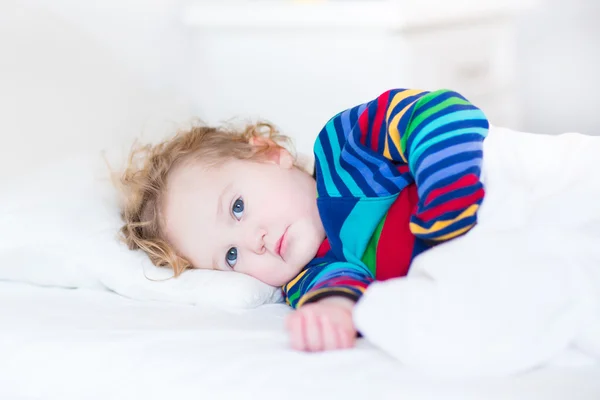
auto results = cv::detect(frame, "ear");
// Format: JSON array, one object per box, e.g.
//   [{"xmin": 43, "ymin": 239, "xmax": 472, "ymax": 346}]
[
  {"xmin": 248, "ymin": 135, "xmax": 271, "ymax": 147},
  {"xmin": 276, "ymin": 147, "xmax": 294, "ymax": 169},
  {"xmin": 249, "ymin": 136, "xmax": 294, "ymax": 169}
]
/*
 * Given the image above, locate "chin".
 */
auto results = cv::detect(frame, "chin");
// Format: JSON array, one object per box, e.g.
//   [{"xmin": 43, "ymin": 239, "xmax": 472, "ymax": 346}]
[
  {"xmin": 273, "ymin": 268, "xmax": 303, "ymax": 287},
  {"xmin": 263, "ymin": 276, "xmax": 290, "ymax": 288}
]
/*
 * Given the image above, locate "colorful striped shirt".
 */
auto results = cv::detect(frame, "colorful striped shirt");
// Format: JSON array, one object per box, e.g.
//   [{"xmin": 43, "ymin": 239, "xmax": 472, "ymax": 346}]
[{"xmin": 282, "ymin": 89, "xmax": 489, "ymax": 308}]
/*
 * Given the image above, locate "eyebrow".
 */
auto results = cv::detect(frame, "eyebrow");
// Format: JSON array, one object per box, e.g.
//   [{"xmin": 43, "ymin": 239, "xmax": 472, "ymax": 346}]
[
  {"xmin": 216, "ymin": 182, "xmax": 233, "ymax": 220},
  {"xmin": 213, "ymin": 182, "xmax": 233, "ymax": 269}
]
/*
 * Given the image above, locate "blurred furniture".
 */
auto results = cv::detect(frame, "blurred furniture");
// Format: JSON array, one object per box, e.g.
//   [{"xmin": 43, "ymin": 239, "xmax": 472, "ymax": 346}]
[{"xmin": 182, "ymin": 0, "xmax": 538, "ymax": 153}]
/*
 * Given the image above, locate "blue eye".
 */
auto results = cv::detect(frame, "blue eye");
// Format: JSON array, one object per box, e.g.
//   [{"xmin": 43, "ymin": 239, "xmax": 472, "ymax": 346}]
[
  {"xmin": 232, "ymin": 197, "xmax": 244, "ymax": 220},
  {"xmin": 226, "ymin": 247, "xmax": 238, "ymax": 268},
  {"xmin": 225, "ymin": 197, "xmax": 243, "ymax": 269}
]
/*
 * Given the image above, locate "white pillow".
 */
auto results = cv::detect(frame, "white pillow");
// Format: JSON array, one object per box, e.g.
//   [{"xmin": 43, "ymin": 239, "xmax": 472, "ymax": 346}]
[
  {"xmin": 0, "ymin": 3, "xmax": 281, "ymax": 308},
  {"xmin": 0, "ymin": 153, "xmax": 283, "ymax": 308}
]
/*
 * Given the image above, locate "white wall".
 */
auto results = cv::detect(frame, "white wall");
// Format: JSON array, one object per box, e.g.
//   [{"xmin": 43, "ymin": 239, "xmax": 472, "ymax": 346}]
[
  {"xmin": 2, "ymin": 0, "xmax": 598, "ymax": 186},
  {"xmin": 516, "ymin": 0, "xmax": 600, "ymax": 135},
  {"xmin": 186, "ymin": 30, "xmax": 407, "ymax": 157},
  {"xmin": 18, "ymin": 0, "xmax": 191, "ymax": 94},
  {"xmin": 0, "ymin": 0, "xmax": 194, "ymax": 184},
  {"xmin": 184, "ymin": 0, "xmax": 600, "ymax": 140}
]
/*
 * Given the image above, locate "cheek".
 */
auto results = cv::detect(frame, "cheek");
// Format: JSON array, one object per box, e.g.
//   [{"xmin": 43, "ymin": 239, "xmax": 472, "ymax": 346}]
[
  {"xmin": 252, "ymin": 266, "xmax": 286, "ymax": 287},
  {"xmin": 267, "ymin": 186, "xmax": 307, "ymax": 217},
  {"xmin": 253, "ymin": 271, "xmax": 282, "ymax": 287},
  {"xmin": 240, "ymin": 256, "xmax": 291, "ymax": 287}
]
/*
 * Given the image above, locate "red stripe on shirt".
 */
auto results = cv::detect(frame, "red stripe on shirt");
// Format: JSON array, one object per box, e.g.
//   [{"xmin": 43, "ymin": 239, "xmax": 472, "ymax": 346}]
[
  {"xmin": 417, "ymin": 186, "xmax": 485, "ymax": 222},
  {"xmin": 315, "ymin": 238, "xmax": 331, "ymax": 258},
  {"xmin": 369, "ymin": 90, "xmax": 391, "ymax": 151},
  {"xmin": 397, "ymin": 164, "xmax": 410, "ymax": 174},
  {"xmin": 313, "ymin": 278, "xmax": 369, "ymax": 290},
  {"xmin": 424, "ymin": 173, "xmax": 479, "ymax": 206},
  {"xmin": 376, "ymin": 183, "xmax": 419, "ymax": 281}
]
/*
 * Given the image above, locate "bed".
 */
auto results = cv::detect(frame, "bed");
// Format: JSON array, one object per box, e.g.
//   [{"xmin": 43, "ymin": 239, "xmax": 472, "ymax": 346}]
[
  {"xmin": 1, "ymin": 281, "xmax": 599, "ymax": 400},
  {"xmin": 2, "ymin": 5, "xmax": 599, "ymax": 398},
  {"xmin": 2, "ymin": 132, "xmax": 599, "ymax": 399}
]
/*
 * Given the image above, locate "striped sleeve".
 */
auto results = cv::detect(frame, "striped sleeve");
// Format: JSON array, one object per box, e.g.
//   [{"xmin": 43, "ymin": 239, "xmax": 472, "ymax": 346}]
[
  {"xmin": 315, "ymin": 88, "xmax": 488, "ymax": 242},
  {"xmin": 282, "ymin": 260, "xmax": 373, "ymax": 309},
  {"xmin": 384, "ymin": 89, "xmax": 489, "ymax": 241}
]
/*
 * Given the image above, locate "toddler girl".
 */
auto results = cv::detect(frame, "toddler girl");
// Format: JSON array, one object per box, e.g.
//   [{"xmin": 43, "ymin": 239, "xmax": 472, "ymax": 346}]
[{"xmin": 119, "ymin": 88, "xmax": 598, "ymax": 356}]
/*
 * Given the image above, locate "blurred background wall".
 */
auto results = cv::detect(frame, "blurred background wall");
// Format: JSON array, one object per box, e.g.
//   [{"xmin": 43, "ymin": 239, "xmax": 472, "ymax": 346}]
[
  {"xmin": 516, "ymin": 0, "xmax": 599, "ymax": 135},
  {"xmin": 1, "ymin": 0, "xmax": 599, "ymax": 182}
]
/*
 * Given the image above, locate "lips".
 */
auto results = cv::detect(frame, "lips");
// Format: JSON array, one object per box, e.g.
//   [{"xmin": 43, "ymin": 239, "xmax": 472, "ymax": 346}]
[{"xmin": 274, "ymin": 227, "xmax": 289, "ymax": 259}]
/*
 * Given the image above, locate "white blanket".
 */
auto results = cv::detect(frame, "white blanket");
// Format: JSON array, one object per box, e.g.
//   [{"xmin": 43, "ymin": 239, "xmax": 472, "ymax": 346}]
[
  {"xmin": 2, "ymin": 281, "xmax": 600, "ymax": 400},
  {"xmin": 354, "ymin": 126, "xmax": 600, "ymax": 377}
]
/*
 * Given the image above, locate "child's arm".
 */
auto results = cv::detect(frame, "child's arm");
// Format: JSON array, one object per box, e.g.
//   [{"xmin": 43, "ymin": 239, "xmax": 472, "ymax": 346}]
[
  {"xmin": 282, "ymin": 262, "xmax": 366, "ymax": 351},
  {"xmin": 375, "ymin": 88, "xmax": 489, "ymax": 242},
  {"xmin": 284, "ymin": 88, "xmax": 489, "ymax": 352},
  {"xmin": 282, "ymin": 261, "xmax": 373, "ymax": 309},
  {"xmin": 282, "ymin": 260, "xmax": 370, "ymax": 351}
]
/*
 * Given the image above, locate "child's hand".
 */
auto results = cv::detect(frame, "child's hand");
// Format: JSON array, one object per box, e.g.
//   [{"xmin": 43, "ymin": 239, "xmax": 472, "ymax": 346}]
[{"xmin": 285, "ymin": 296, "xmax": 356, "ymax": 352}]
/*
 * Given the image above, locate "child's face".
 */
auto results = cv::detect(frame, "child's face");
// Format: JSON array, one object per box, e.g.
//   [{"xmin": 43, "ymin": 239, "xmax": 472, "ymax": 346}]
[{"xmin": 163, "ymin": 149, "xmax": 325, "ymax": 287}]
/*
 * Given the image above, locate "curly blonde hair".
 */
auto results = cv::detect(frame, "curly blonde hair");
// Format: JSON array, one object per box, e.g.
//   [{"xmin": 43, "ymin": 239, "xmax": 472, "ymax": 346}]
[{"xmin": 118, "ymin": 121, "xmax": 298, "ymax": 277}]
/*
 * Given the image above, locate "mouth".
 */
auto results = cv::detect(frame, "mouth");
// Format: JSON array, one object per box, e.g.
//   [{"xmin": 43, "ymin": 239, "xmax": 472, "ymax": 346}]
[{"xmin": 274, "ymin": 226, "xmax": 289, "ymax": 259}]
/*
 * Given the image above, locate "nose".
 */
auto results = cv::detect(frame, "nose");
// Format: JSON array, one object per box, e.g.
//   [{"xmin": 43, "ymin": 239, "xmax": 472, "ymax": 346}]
[{"xmin": 243, "ymin": 226, "xmax": 267, "ymax": 254}]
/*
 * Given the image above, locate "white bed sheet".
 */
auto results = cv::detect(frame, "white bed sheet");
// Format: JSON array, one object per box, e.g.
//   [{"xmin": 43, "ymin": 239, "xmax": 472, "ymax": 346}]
[{"xmin": 1, "ymin": 282, "xmax": 599, "ymax": 400}]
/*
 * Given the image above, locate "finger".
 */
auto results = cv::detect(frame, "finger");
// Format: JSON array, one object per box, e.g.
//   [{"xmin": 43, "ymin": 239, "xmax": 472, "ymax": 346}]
[
  {"xmin": 303, "ymin": 309, "xmax": 323, "ymax": 352},
  {"xmin": 337, "ymin": 326, "xmax": 356, "ymax": 349},
  {"xmin": 334, "ymin": 324, "xmax": 346, "ymax": 349},
  {"xmin": 287, "ymin": 314, "xmax": 306, "ymax": 351},
  {"xmin": 320, "ymin": 315, "xmax": 339, "ymax": 351},
  {"xmin": 285, "ymin": 313, "xmax": 294, "ymax": 331}
]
